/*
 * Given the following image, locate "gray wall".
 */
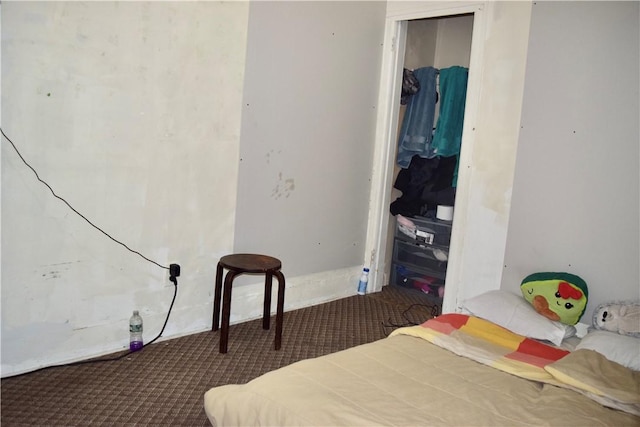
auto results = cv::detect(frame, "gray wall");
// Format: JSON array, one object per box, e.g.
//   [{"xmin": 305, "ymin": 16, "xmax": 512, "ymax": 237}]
[
  {"xmin": 502, "ymin": 1, "xmax": 640, "ymax": 322},
  {"xmin": 234, "ymin": 2, "xmax": 386, "ymax": 277}
]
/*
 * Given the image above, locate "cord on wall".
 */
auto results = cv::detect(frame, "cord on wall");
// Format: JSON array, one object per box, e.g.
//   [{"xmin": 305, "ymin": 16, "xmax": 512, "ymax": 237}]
[{"xmin": 0, "ymin": 127, "xmax": 169, "ymax": 271}]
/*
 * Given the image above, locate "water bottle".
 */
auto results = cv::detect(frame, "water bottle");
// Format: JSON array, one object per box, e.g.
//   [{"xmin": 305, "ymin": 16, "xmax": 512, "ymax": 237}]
[
  {"xmin": 357, "ymin": 267, "xmax": 370, "ymax": 295},
  {"xmin": 129, "ymin": 310, "xmax": 143, "ymax": 351}
]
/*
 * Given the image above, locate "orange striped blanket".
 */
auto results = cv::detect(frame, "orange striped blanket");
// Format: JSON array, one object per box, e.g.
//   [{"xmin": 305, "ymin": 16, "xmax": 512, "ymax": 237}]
[
  {"xmin": 391, "ymin": 313, "xmax": 640, "ymax": 415},
  {"xmin": 391, "ymin": 313, "xmax": 570, "ymax": 385}
]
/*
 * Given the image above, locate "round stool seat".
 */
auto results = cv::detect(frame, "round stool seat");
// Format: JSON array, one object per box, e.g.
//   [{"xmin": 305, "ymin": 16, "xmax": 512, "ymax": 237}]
[
  {"xmin": 212, "ymin": 253, "xmax": 286, "ymax": 353},
  {"xmin": 219, "ymin": 254, "xmax": 281, "ymax": 273}
]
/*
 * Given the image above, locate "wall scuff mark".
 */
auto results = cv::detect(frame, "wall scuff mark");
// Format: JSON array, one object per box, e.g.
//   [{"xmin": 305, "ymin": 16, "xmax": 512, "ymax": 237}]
[{"xmin": 271, "ymin": 172, "xmax": 295, "ymax": 199}]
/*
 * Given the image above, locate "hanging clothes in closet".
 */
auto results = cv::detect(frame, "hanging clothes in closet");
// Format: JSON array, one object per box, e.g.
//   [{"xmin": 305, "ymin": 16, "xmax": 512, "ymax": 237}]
[
  {"xmin": 392, "ymin": 65, "xmax": 469, "ymax": 218},
  {"xmin": 400, "ymin": 68, "xmax": 421, "ymax": 106},
  {"xmin": 396, "ymin": 66, "xmax": 439, "ymax": 168},
  {"xmin": 431, "ymin": 66, "xmax": 468, "ymax": 188}
]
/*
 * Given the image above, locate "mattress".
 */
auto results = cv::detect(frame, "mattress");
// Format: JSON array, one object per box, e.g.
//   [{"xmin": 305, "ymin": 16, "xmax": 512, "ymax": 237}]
[{"xmin": 203, "ymin": 315, "xmax": 639, "ymax": 426}]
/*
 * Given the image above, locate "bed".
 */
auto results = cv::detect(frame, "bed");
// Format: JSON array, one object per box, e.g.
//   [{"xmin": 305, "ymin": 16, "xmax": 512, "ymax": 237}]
[{"xmin": 203, "ymin": 292, "xmax": 640, "ymax": 426}]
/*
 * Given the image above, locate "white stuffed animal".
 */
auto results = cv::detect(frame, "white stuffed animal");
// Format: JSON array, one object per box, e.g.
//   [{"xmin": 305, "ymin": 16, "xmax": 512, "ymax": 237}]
[{"xmin": 592, "ymin": 301, "xmax": 640, "ymax": 338}]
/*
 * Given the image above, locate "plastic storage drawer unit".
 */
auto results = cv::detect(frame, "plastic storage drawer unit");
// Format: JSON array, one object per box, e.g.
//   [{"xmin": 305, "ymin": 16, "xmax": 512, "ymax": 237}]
[
  {"xmin": 395, "ymin": 215, "xmax": 452, "ymax": 247},
  {"xmin": 391, "ymin": 264, "xmax": 444, "ymax": 298},
  {"xmin": 393, "ymin": 239, "xmax": 448, "ymax": 277}
]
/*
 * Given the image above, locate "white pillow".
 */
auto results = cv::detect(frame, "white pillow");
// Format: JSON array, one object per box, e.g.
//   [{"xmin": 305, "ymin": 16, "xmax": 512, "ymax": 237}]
[
  {"xmin": 576, "ymin": 330, "xmax": 640, "ymax": 371},
  {"xmin": 461, "ymin": 290, "xmax": 576, "ymax": 346}
]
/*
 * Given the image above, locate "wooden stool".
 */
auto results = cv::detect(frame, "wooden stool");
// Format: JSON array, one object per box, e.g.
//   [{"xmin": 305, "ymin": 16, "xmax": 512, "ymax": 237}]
[{"xmin": 212, "ymin": 254, "xmax": 286, "ymax": 353}]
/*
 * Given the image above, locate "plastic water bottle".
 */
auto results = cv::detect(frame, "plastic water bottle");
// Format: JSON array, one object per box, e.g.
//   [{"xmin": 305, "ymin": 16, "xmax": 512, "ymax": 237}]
[
  {"xmin": 129, "ymin": 310, "xmax": 143, "ymax": 352},
  {"xmin": 357, "ymin": 267, "xmax": 370, "ymax": 295}
]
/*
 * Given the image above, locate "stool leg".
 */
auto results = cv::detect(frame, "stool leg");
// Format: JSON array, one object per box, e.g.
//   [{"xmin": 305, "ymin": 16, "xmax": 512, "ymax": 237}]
[
  {"xmin": 263, "ymin": 271, "xmax": 273, "ymax": 330},
  {"xmin": 274, "ymin": 270, "xmax": 286, "ymax": 350},
  {"xmin": 220, "ymin": 270, "xmax": 238, "ymax": 354},
  {"xmin": 212, "ymin": 262, "xmax": 224, "ymax": 332}
]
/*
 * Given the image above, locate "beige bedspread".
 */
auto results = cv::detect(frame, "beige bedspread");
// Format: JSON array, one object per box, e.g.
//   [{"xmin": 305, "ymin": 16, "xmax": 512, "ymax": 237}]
[
  {"xmin": 392, "ymin": 313, "xmax": 640, "ymax": 416},
  {"xmin": 203, "ymin": 330, "xmax": 639, "ymax": 426}
]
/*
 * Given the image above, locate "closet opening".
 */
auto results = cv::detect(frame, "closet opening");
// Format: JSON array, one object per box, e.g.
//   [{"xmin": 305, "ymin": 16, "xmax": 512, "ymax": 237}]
[
  {"xmin": 386, "ymin": 14, "xmax": 473, "ymax": 315},
  {"xmin": 365, "ymin": 3, "xmax": 486, "ymax": 315}
]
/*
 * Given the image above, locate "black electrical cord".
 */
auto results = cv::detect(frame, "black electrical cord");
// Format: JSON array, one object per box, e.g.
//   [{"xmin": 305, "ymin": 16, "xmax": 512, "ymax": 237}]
[
  {"xmin": 1, "ymin": 128, "xmax": 179, "ymax": 378},
  {"xmin": 144, "ymin": 275, "xmax": 179, "ymax": 347},
  {"xmin": 381, "ymin": 303, "xmax": 438, "ymax": 336},
  {"xmin": 0, "ymin": 127, "xmax": 169, "ymax": 271}
]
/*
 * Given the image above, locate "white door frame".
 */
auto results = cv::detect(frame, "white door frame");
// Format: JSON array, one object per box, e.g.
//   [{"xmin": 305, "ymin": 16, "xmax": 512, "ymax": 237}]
[{"xmin": 364, "ymin": 1, "xmax": 486, "ymax": 314}]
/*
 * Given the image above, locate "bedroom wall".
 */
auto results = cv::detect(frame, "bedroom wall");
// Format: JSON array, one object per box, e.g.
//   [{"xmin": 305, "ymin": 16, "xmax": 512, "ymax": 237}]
[
  {"xmin": 502, "ymin": 1, "xmax": 640, "ymax": 323},
  {"xmin": 233, "ymin": 1, "xmax": 385, "ymax": 278},
  {"xmin": 1, "ymin": 1, "xmax": 250, "ymax": 376},
  {"xmin": 1, "ymin": 1, "xmax": 387, "ymax": 377}
]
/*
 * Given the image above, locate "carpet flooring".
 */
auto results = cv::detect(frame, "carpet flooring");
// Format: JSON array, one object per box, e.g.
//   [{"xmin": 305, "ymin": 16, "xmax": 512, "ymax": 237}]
[{"xmin": 1, "ymin": 285, "xmax": 437, "ymax": 426}]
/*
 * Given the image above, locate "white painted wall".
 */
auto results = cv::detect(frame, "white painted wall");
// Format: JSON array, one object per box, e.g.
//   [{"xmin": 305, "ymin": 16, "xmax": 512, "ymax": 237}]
[
  {"xmin": 446, "ymin": 1, "xmax": 533, "ymax": 312},
  {"xmin": 502, "ymin": 1, "xmax": 640, "ymax": 322},
  {"xmin": 1, "ymin": 1, "xmax": 250, "ymax": 376}
]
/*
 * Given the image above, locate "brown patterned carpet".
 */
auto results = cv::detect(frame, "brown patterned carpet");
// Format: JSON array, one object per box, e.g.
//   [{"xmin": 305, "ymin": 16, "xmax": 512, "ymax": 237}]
[{"xmin": 1, "ymin": 285, "xmax": 437, "ymax": 426}]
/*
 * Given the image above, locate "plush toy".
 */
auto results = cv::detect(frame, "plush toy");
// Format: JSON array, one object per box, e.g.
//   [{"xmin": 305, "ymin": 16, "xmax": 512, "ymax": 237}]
[
  {"xmin": 520, "ymin": 272, "xmax": 588, "ymax": 325},
  {"xmin": 592, "ymin": 301, "xmax": 640, "ymax": 338}
]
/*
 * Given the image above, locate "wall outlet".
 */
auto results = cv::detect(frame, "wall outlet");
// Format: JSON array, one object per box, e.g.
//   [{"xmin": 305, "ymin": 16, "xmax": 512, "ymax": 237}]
[{"xmin": 170, "ymin": 263, "xmax": 181, "ymax": 277}]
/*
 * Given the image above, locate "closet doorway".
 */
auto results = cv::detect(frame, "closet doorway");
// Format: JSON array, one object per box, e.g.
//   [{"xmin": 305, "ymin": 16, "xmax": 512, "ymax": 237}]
[
  {"xmin": 365, "ymin": 2, "xmax": 486, "ymax": 314},
  {"xmin": 386, "ymin": 13, "xmax": 473, "ymax": 314}
]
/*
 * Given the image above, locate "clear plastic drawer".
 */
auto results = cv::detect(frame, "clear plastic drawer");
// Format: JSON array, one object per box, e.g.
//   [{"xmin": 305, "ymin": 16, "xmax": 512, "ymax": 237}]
[{"xmin": 395, "ymin": 215, "xmax": 452, "ymax": 247}]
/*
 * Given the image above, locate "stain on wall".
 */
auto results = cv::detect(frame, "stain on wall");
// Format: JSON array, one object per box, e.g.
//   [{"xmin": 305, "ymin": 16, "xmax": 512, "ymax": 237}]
[{"xmin": 271, "ymin": 172, "xmax": 295, "ymax": 199}]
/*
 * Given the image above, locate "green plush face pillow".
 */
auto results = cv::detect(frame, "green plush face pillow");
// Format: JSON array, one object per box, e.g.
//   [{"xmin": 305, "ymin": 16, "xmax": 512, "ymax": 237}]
[{"xmin": 520, "ymin": 272, "xmax": 588, "ymax": 325}]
